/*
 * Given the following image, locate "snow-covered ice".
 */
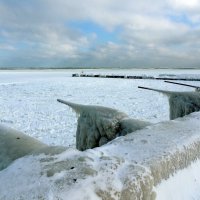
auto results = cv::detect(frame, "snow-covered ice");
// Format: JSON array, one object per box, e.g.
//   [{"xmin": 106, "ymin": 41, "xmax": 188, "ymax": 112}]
[
  {"xmin": 1, "ymin": 69, "xmax": 200, "ymax": 200},
  {"xmin": 0, "ymin": 69, "xmax": 199, "ymax": 147}
]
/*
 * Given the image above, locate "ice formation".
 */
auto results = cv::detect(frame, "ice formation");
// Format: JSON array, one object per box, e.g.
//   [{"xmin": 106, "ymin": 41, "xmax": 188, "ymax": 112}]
[
  {"xmin": 138, "ymin": 86, "xmax": 200, "ymax": 120},
  {"xmin": 168, "ymin": 92, "xmax": 200, "ymax": 120},
  {"xmin": 0, "ymin": 124, "xmax": 66, "ymax": 170},
  {"xmin": 57, "ymin": 99, "xmax": 151, "ymax": 151}
]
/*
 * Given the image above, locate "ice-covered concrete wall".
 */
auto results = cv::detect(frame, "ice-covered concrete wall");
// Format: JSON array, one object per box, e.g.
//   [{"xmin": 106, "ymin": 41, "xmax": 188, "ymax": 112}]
[
  {"xmin": 1, "ymin": 112, "xmax": 200, "ymax": 199},
  {"xmin": 75, "ymin": 111, "xmax": 200, "ymax": 200},
  {"xmin": 0, "ymin": 125, "xmax": 66, "ymax": 170}
]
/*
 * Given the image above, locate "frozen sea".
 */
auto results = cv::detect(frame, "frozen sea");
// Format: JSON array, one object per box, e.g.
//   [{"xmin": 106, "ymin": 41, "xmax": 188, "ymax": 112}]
[
  {"xmin": 0, "ymin": 68, "xmax": 200, "ymax": 147},
  {"xmin": 1, "ymin": 68, "xmax": 200, "ymax": 200}
]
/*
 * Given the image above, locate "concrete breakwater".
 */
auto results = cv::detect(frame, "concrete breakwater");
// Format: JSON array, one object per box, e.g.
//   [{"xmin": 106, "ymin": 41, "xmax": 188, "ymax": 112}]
[
  {"xmin": 1, "ymin": 112, "xmax": 200, "ymax": 199},
  {"xmin": 61, "ymin": 111, "xmax": 200, "ymax": 199}
]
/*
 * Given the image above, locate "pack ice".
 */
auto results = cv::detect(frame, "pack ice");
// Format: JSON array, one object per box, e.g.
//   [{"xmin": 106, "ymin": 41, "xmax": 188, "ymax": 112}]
[{"xmin": 1, "ymin": 89, "xmax": 200, "ymax": 199}]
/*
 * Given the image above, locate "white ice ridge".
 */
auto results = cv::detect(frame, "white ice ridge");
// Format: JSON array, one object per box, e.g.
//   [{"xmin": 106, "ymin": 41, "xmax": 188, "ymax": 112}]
[
  {"xmin": 1, "ymin": 112, "xmax": 200, "ymax": 199},
  {"xmin": 57, "ymin": 99, "xmax": 151, "ymax": 150}
]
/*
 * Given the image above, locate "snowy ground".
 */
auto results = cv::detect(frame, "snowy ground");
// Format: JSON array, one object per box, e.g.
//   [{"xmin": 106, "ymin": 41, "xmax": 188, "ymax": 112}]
[
  {"xmin": 0, "ymin": 69, "xmax": 199, "ymax": 147},
  {"xmin": 155, "ymin": 158, "xmax": 200, "ymax": 200},
  {"xmin": 1, "ymin": 69, "xmax": 200, "ymax": 200}
]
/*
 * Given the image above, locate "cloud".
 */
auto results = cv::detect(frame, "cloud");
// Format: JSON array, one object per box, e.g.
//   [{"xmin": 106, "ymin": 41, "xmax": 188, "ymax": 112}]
[
  {"xmin": 0, "ymin": 44, "xmax": 15, "ymax": 51},
  {"xmin": 170, "ymin": 0, "xmax": 200, "ymax": 10},
  {"xmin": 0, "ymin": 0, "xmax": 200, "ymax": 68}
]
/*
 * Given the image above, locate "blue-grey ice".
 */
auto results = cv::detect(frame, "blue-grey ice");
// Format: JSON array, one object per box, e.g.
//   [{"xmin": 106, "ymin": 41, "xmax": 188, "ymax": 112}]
[{"xmin": 57, "ymin": 99, "xmax": 151, "ymax": 150}]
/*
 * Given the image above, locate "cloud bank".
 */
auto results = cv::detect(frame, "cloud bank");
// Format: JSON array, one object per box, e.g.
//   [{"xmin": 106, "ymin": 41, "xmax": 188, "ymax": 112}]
[{"xmin": 0, "ymin": 0, "xmax": 200, "ymax": 68}]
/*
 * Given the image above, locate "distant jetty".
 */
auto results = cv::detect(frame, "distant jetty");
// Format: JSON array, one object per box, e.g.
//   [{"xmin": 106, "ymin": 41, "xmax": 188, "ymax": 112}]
[{"xmin": 72, "ymin": 73, "xmax": 200, "ymax": 81}]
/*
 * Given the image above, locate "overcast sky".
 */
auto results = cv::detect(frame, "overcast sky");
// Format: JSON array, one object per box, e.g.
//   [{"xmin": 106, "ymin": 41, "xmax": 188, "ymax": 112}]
[{"xmin": 0, "ymin": 0, "xmax": 200, "ymax": 68}]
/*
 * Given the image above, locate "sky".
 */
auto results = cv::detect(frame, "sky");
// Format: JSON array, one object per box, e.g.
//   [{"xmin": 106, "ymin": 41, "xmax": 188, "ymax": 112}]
[{"xmin": 0, "ymin": 0, "xmax": 200, "ymax": 68}]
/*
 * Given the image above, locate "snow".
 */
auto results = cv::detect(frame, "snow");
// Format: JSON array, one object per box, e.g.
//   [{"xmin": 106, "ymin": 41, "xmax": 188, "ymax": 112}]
[
  {"xmin": 0, "ymin": 69, "xmax": 199, "ymax": 147},
  {"xmin": 155, "ymin": 159, "xmax": 200, "ymax": 200},
  {"xmin": 1, "ymin": 69, "xmax": 200, "ymax": 199}
]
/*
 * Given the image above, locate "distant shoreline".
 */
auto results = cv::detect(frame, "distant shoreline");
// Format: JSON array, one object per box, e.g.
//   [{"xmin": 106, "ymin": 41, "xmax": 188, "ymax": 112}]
[{"xmin": 0, "ymin": 67, "xmax": 199, "ymax": 71}]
